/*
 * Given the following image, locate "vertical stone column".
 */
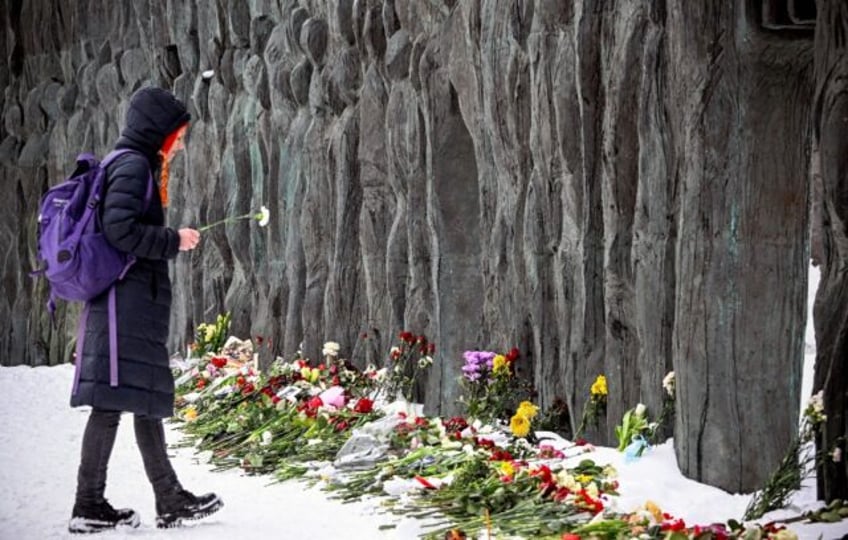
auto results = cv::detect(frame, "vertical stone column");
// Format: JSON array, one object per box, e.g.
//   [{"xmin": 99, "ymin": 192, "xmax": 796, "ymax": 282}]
[
  {"xmin": 667, "ymin": 1, "xmax": 812, "ymax": 491},
  {"xmin": 812, "ymin": 0, "xmax": 848, "ymax": 502}
]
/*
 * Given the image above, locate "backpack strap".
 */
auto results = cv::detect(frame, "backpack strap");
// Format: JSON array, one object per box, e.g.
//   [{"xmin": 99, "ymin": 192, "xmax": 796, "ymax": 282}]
[
  {"xmin": 108, "ymin": 285, "xmax": 119, "ymax": 387},
  {"xmin": 71, "ymin": 301, "xmax": 91, "ymax": 396},
  {"xmin": 71, "ymin": 286, "xmax": 119, "ymax": 395}
]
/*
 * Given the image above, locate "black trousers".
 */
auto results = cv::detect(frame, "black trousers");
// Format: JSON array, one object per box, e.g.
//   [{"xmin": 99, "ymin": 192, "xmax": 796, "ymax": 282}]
[{"xmin": 75, "ymin": 408, "xmax": 180, "ymax": 506}]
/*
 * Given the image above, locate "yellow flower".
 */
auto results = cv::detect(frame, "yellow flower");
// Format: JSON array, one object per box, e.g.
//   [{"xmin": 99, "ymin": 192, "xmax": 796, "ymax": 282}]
[
  {"xmin": 184, "ymin": 407, "xmax": 198, "ymax": 422},
  {"xmin": 204, "ymin": 324, "xmax": 216, "ymax": 343},
  {"xmin": 517, "ymin": 401, "xmax": 539, "ymax": 420},
  {"xmin": 645, "ymin": 500, "xmax": 663, "ymax": 523},
  {"xmin": 509, "ymin": 413, "xmax": 531, "ymax": 438},
  {"xmin": 492, "ymin": 354, "xmax": 509, "ymax": 375},
  {"xmin": 576, "ymin": 473, "xmax": 593, "ymax": 484},
  {"xmin": 498, "ymin": 461, "xmax": 515, "ymax": 478},
  {"xmin": 301, "ymin": 366, "xmax": 320, "ymax": 383},
  {"xmin": 590, "ymin": 375, "xmax": 608, "ymax": 396}
]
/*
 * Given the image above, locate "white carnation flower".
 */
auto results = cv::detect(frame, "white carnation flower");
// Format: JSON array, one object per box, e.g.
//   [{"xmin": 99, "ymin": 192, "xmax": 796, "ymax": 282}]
[
  {"xmin": 260, "ymin": 430, "xmax": 273, "ymax": 446},
  {"xmin": 255, "ymin": 205, "xmax": 270, "ymax": 227},
  {"xmin": 322, "ymin": 341, "xmax": 340, "ymax": 357}
]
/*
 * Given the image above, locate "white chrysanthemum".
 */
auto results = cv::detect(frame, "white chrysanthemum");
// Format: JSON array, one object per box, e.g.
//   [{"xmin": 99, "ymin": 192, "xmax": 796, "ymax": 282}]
[
  {"xmin": 255, "ymin": 205, "xmax": 270, "ymax": 227},
  {"xmin": 260, "ymin": 430, "xmax": 273, "ymax": 446},
  {"xmin": 418, "ymin": 355, "xmax": 433, "ymax": 369},
  {"xmin": 433, "ymin": 418, "xmax": 446, "ymax": 438},
  {"xmin": 322, "ymin": 341, "xmax": 340, "ymax": 357},
  {"xmin": 662, "ymin": 371, "xmax": 675, "ymax": 397},
  {"xmin": 440, "ymin": 438, "xmax": 462, "ymax": 450},
  {"xmin": 556, "ymin": 471, "xmax": 579, "ymax": 491}
]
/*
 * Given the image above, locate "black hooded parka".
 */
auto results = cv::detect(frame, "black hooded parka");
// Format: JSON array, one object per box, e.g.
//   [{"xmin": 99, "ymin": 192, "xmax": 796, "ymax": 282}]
[{"xmin": 70, "ymin": 87, "xmax": 190, "ymax": 418}]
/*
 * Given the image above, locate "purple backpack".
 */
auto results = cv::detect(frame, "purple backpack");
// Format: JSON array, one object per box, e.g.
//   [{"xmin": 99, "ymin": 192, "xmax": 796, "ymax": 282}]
[{"xmin": 34, "ymin": 149, "xmax": 152, "ymax": 394}]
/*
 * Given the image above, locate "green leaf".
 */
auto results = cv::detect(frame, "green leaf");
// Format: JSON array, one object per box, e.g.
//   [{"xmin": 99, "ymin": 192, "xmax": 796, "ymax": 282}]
[{"xmin": 818, "ymin": 511, "xmax": 842, "ymax": 523}]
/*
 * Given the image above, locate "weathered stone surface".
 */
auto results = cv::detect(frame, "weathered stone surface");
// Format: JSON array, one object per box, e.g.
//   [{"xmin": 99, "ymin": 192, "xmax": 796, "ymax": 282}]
[
  {"xmin": 385, "ymin": 29, "xmax": 411, "ymax": 81},
  {"xmin": 0, "ymin": 0, "xmax": 835, "ymax": 493},
  {"xmin": 812, "ymin": 0, "xmax": 848, "ymax": 502},
  {"xmin": 666, "ymin": 2, "xmax": 813, "ymax": 491}
]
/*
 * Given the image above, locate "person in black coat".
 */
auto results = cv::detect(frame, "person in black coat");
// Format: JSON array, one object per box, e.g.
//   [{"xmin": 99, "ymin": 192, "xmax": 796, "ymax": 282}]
[{"xmin": 68, "ymin": 87, "xmax": 223, "ymax": 533}]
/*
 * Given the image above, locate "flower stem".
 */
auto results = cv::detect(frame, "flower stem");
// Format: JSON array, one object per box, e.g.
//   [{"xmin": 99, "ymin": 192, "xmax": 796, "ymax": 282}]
[{"xmin": 198, "ymin": 213, "xmax": 252, "ymax": 232}]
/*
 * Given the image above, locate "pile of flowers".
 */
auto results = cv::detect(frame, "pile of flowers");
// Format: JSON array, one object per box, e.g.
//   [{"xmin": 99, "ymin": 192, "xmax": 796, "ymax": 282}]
[
  {"xmin": 172, "ymin": 335, "xmax": 393, "ymax": 474},
  {"xmin": 169, "ymin": 318, "xmax": 809, "ymax": 539},
  {"xmin": 459, "ymin": 347, "xmax": 525, "ymax": 424}
]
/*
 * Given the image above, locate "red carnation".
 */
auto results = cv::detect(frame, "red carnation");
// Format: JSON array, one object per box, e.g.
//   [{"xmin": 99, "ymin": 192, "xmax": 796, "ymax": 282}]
[
  {"xmin": 444, "ymin": 417, "xmax": 469, "ymax": 432},
  {"xmin": 354, "ymin": 398, "xmax": 374, "ymax": 414},
  {"xmin": 490, "ymin": 449, "xmax": 514, "ymax": 461},
  {"xmin": 553, "ymin": 486, "xmax": 571, "ymax": 502},
  {"xmin": 660, "ymin": 517, "xmax": 687, "ymax": 532},
  {"xmin": 196, "ymin": 379, "xmax": 206, "ymax": 390},
  {"xmin": 506, "ymin": 347, "xmax": 520, "ymax": 362},
  {"xmin": 210, "ymin": 356, "xmax": 227, "ymax": 369},
  {"xmin": 476, "ymin": 438, "xmax": 495, "ymax": 449}
]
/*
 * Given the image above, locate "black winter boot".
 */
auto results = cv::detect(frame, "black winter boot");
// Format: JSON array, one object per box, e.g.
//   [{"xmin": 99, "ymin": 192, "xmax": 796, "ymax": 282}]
[
  {"xmin": 68, "ymin": 500, "xmax": 140, "ymax": 533},
  {"xmin": 155, "ymin": 488, "xmax": 223, "ymax": 528}
]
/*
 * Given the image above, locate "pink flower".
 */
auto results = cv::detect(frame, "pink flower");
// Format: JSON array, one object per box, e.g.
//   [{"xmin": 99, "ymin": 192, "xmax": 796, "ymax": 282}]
[{"xmin": 319, "ymin": 386, "xmax": 346, "ymax": 409}]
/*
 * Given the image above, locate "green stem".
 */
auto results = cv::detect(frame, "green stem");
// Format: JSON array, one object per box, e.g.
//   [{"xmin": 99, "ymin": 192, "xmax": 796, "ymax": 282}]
[{"xmin": 198, "ymin": 213, "xmax": 253, "ymax": 232}]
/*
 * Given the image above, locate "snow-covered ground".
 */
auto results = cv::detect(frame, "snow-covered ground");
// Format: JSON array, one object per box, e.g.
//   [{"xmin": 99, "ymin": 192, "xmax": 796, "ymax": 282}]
[{"xmin": 1, "ymin": 266, "xmax": 846, "ymax": 539}]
